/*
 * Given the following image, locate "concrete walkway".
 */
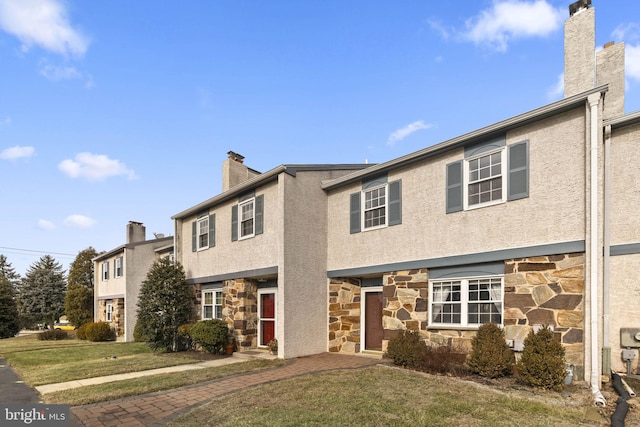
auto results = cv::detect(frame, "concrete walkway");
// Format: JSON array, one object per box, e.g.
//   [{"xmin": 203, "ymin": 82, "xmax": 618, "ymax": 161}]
[
  {"xmin": 36, "ymin": 351, "xmax": 274, "ymax": 395},
  {"xmin": 68, "ymin": 352, "xmax": 382, "ymax": 427}
]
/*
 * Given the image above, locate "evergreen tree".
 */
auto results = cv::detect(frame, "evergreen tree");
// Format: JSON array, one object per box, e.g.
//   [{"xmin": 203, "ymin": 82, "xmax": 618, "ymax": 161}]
[
  {"xmin": 18, "ymin": 255, "xmax": 67, "ymax": 329},
  {"xmin": 0, "ymin": 254, "xmax": 21, "ymax": 290},
  {"xmin": 0, "ymin": 275, "xmax": 20, "ymax": 339},
  {"xmin": 65, "ymin": 247, "xmax": 99, "ymax": 327},
  {"xmin": 136, "ymin": 258, "xmax": 194, "ymax": 352}
]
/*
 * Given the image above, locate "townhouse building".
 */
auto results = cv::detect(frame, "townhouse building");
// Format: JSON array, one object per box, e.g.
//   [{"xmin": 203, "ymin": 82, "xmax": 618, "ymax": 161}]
[
  {"xmin": 323, "ymin": 1, "xmax": 640, "ymax": 406},
  {"xmin": 171, "ymin": 153, "xmax": 369, "ymax": 358},
  {"xmin": 93, "ymin": 221, "xmax": 173, "ymax": 341}
]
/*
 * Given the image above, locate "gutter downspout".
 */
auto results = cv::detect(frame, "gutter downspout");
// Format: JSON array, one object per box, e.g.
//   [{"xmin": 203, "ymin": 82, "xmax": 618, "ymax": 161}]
[
  {"xmin": 603, "ymin": 125, "xmax": 612, "ymax": 374},
  {"xmin": 588, "ymin": 93, "xmax": 606, "ymax": 407}
]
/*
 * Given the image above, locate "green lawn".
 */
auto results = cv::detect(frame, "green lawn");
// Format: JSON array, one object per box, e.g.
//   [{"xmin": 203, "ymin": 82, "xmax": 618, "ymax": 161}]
[
  {"xmin": 168, "ymin": 367, "xmax": 592, "ymax": 427},
  {"xmin": 0, "ymin": 334, "xmax": 228, "ymax": 386}
]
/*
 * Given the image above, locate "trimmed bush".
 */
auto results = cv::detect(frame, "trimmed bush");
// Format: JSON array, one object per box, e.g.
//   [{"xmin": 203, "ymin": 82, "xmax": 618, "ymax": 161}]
[
  {"xmin": 516, "ymin": 325, "xmax": 566, "ymax": 391},
  {"xmin": 419, "ymin": 344, "xmax": 469, "ymax": 376},
  {"xmin": 133, "ymin": 320, "xmax": 147, "ymax": 343},
  {"xmin": 75, "ymin": 323, "xmax": 89, "ymax": 340},
  {"xmin": 38, "ymin": 329, "xmax": 68, "ymax": 340},
  {"xmin": 84, "ymin": 321, "xmax": 116, "ymax": 342},
  {"xmin": 467, "ymin": 323, "xmax": 514, "ymax": 378},
  {"xmin": 189, "ymin": 319, "xmax": 229, "ymax": 354},
  {"xmin": 385, "ymin": 330, "xmax": 427, "ymax": 368}
]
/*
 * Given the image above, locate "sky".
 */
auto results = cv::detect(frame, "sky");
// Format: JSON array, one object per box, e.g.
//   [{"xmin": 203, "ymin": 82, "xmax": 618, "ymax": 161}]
[{"xmin": 1, "ymin": 0, "xmax": 640, "ymax": 277}]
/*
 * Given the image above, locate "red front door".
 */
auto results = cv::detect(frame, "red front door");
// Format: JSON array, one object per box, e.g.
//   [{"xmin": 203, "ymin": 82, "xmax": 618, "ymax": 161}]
[{"xmin": 260, "ymin": 292, "xmax": 275, "ymax": 346}]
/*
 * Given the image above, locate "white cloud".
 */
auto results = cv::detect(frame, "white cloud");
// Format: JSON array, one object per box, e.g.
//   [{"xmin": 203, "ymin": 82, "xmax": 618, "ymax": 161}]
[
  {"xmin": 461, "ymin": 0, "xmax": 563, "ymax": 52},
  {"xmin": 428, "ymin": 19, "xmax": 452, "ymax": 41},
  {"xmin": 387, "ymin": 121, "xmax": 433, "ymax": 146},
  {"xmin": 64, "ymin": 214, "xmax": 95, "ymax": 228},
  {"xmin": 546, "ymin": 72, "xmax": 564, "ymax": 100},
  {"xmin": 39, "ymin": 59, "xmax": 82, "ymax": 81},
  {"xmin": 0, "ymin": 145, "xmax": 35, "ymax": 160},
  {"xmin": 0, "ymin": 0, "xmax": 89, "ymax": 57},
  {"xmin": 612, "ymin": 23, "xmax": 640, "ymax": 44},
  {"xmin": 37, "ymin": 219, "xmax": 55, "ymax": 230},
  {"xmin": 627, "ymin": 44, "xmax": 640, "ymax": 83},
  {"xmin": 0, "ymin": 117, "xmax": 11, "ymax": 127},
  {"xmin": 58, "ymin": 152, "xmax": 138, "ymax": 181}
]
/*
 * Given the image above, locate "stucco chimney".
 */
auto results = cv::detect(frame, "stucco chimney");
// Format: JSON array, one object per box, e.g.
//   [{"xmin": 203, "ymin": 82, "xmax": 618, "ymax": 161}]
[
  {"xmin": 221, "ymin": 151, "xmax": 261, "ymax": 192},
  {"xmin": 596, "ymin": 40, "xmax": 625, "ymax": 119},
  {"xmin": 127, "ymin": 221, "xmax": 146, "ymax": 244},
  {"xmin": 564, "ymin": 2, "xmax": 595, "ymax": 98}
]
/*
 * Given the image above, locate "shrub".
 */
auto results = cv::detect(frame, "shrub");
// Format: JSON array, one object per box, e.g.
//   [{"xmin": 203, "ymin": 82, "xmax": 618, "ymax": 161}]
[
  {"xmin": 37, "ymin": 329, "xmax": 68, "ymax": 340},
  {"xmin": 76, "ymin": 323, "xmax": 89, "ymax": 340},
  {"xmin": 385, "ymin": 330, "xmax": 426, "ymax": 368},
  {"xmin": 516, "ymin": 325, "xmax": 566, "ymax": 391},
  {"xmin": 419, "ymin": 344, "xmax": 469, "ymax": 376},
  {"xmin": 177, "ymin": 323, "xmax": 196, "ymax": 351},
  {"xmin": 133, "ymin": 320, "xmax": 147, "ymax": 343},
  {"xmin": 467, "ymin": 323, "xmax": 514, "ymax": 378},
  {"xmin": 84, "ymin": 321, "xmax": 116, "ymax": 342},
  {"xmin": 189, "ymin": 320, "xmax": 229, "ymax": 354}
]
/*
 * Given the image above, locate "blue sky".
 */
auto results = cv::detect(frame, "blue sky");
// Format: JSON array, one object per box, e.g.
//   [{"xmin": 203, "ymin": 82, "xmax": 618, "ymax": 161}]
[{"xmin": 1, "ymin": 0, "xmax": 640, "ymax": 277}]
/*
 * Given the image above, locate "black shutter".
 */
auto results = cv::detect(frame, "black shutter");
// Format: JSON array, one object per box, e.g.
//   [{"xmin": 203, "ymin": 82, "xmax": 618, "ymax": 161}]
[
  {"xmin": 192, "ymin": 221, "xmax": 197, "ymax": 252},
  {"xmin": 508, "ymin": 140, "xmax": 529, "ymax": 201},
  {"xmin": 350, "ymin": 192, "xmax": 361, "ymax": 234},
  {"xmin": 388, "ymin": 180, "xmax": 402, "ymax": 226},
  {"xmin": 231, "ymin": 205, "xmax": 238, "ymax": 241},
  {"xmin": 209, "ymin": 214, "xmax": 216, "ymax": 247},
  {"xmin": 446, "ymin": 160, "xmax": 463, "ymax": 213},
  {"xmin": 255, "ymin": 195, "xmax": 264, "ymax": 235}
]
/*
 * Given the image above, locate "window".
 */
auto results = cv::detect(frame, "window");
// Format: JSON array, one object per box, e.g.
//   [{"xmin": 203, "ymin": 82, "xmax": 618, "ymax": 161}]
[
  {"xmin": 106, "ymin": 302, "xmax": 113, "ymax": 322},
  {"xmin": 467, "ymin": 150, "xmax": 503, "ymax": 207},
  {"xmin": 192, "ymin": 214, "xmax": 215, "ymax": 252},
  {"xmin": 202, "ymin": 290, "xmax": 223, "ymax": 320},
  {"xmin": 350, "ymin": 178, "xmax": 401, "ymax": 234},
  {"xmin": 197, "ymin": 216, "xmax": 209, "ymax": 249},
  {"xmin": 101, "ymin": 261, "xmax": 109, "ymax": 281},
  {"xmin": 114, "ymin": 257, "xmax": 123, "ymax": 278},
  {"xmin": 429, "ymin": 277, "xmax": 503, "ymax": 327},
  {"xmin": 240, "ymin": 198, "xmax": 255, "ymax": 239},
  {"xmin": 364, "ymin": 185, "xmax": 386, "ymax": 229},
  {"xmin": 231, "ymin": 194, "xmax": 264, "ymax": 241},
  {"xmin": 446, "ymin": 139, "xmax": 529, "ymax": 213}
]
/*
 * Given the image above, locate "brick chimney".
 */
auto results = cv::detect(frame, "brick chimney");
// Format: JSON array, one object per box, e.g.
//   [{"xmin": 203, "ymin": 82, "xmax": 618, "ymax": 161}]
[
  {"xmin": 127, "ymin": 221, "xmax": 146, "ymax": 244},
  {"xmin": 222, "ymin": 151, "xmax": 260, "ymax": 192}
]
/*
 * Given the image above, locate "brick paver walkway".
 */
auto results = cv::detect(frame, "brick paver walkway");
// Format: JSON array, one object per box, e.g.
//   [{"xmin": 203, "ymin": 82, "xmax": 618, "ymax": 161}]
[{"xmin": 70, "ymin": 353, "xmax": 382, "ymax": 427}]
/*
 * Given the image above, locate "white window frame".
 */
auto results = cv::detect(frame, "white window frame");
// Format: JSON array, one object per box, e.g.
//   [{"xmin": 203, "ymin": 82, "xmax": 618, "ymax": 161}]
[
  {"xmin": 429, "ymin": 276, "xmax": 503, "ymax": 328},
  {"xmin": 202, "ymin": 289, "xmax": 223, "ymax": 320},
  {"xmin": 239, "ymin": 198, "xmax": 255, "ymax": 240},
  {"xmin": 362, "ymin": 184, "xmax": 387, "ymax": 231},
  {"xmin": 464, "ymin": 148, "xmax": 505, "ymax": 210},
  {"xmin": 101, "ymin": 261, "xmax": 109, "ymax": 281},
  {"xmin": 106, "ymin": 302, "xmax": 113, "ymax": 322},
  {"xmin": 197, "ymin": 216, "xmax": 209, "ymax": 250},
  {"xmin": 114, "ymin": 257, "xmax": 123, "ymax": 278}
]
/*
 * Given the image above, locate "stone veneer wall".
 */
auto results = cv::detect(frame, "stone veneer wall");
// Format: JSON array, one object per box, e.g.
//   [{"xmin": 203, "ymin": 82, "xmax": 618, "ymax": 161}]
[
  {"xmin": 503, "ymin": 253, "xmax": 585, "ymax": 379},
  {"xmin": 329, "ymin": 254, "xmax": 585, "ymax": 379},
  {"xmin": 193, "ymin": 279, "xmax": 259, "ymax": 351},
  {"xmin": 224, "ymin": 278, "xmax": 258, "ymax": 351},
  {"xmin": 97, "ymin": 298, "xmax": 124, "ymax": 337},
  {"xmin": 328, "ymin": 278, "xmax": 361, "ymax": 353}
]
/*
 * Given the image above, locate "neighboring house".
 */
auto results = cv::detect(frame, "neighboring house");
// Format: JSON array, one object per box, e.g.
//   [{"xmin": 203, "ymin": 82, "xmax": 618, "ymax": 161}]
[
  {"xmin": 172, "ymin": 152, "xmax": 369, "ymax": 358},
  {"xmin": 322, "ymin": 0, "xmax": 639, "ymax": 406},
  {"xmin": 93, "ymin": 221, "xmax": 173, "ymax": 341}
]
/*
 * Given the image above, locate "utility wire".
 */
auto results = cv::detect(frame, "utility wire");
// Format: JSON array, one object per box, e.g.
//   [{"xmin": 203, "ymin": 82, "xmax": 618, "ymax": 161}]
[{"xmin": 0, "ymin": 246, "xmax": 76, "ymax": 258}]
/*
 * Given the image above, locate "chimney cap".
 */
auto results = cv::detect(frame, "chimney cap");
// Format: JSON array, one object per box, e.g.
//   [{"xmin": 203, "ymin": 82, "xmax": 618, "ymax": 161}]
[
  {"xmin": 227, "ymin": 151, "xmax": 245, "ymax": 163},
  {"xmin": 569, "ymin": 0, "xmax": 591, "ymax": 17}
]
